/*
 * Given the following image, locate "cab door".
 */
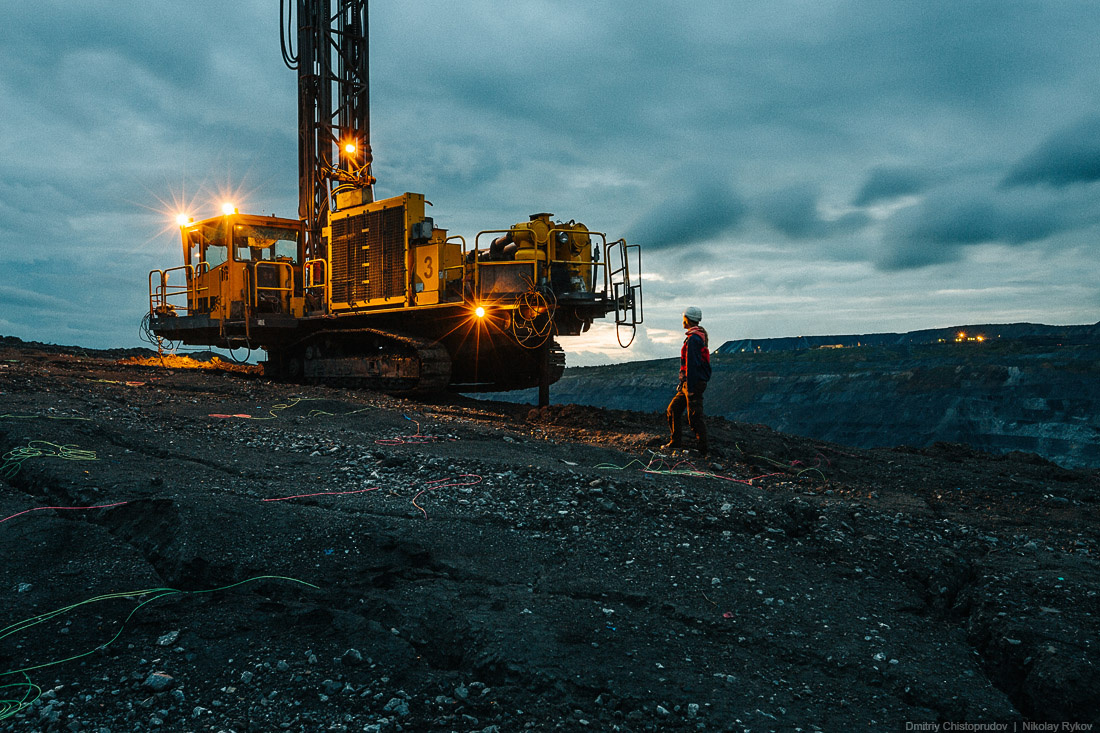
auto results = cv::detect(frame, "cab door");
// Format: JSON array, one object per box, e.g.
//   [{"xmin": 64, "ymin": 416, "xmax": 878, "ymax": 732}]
[
  {"xmin": 184, "ymin": 219, "xmax": 233, "ymax": 318},
  {"xmin": 231, "ymin": 221, "xmax": 301, "ymax": 315}
]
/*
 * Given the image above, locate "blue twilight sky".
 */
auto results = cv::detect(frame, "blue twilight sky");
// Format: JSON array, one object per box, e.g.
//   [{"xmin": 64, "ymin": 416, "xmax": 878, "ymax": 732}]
[{"xmin": 2, "ymin": 1, "xmax": 1099, "ymax": 364}]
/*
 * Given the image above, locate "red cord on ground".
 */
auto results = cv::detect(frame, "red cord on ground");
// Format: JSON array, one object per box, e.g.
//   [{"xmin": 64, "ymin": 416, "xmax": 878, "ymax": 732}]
[
  {"xmin": 411, "ymin": 474, "xmax": 482, "ymax": 519},
  {"xmin": 0, "ymin": 502, "xmax": 129, "ymax": 524}
]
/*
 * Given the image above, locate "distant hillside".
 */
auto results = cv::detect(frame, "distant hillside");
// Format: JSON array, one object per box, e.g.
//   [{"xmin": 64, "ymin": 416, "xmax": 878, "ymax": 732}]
[
  {"xmin": 717, "ymin": 321, "xmax": 1100, "ymax": 353},
  {"xmin": 504, "ymin": 324, "xmax": 1100, "ymax": 468}
]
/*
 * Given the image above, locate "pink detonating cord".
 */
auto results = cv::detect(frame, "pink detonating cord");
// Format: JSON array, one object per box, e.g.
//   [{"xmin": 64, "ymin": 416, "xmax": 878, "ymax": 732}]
[{"xmin": 0, "ymin": 501, "xmax": 129, "ymax": 524}]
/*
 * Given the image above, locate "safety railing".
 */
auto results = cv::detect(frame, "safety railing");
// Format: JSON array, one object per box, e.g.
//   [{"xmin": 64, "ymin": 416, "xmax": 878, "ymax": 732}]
[
  {"xmin": 473, "ymin": 228, "xmax": 616, "ymax": 296},
  {"xmin": 303, "ymin": 258, "xmax": 328, "ymax": 311},
  {"xmin": 477, "ymin": 261, "xmax": 539, "ymax": 299},
  {"xmin": 442, "ymin": 235, "xmax": 467, "ymax": 285},
  {"xmin": 148, "ymin": 265, "xmax": 199, "ymax": 317},
  {"xmin": 470, "ymin": 230, "xmax": 534, "ymax": 300},
  {"xmin": 548, "ymin": 227, "xmax": 608, "ymax": 295},
  {"xmin": 250, "ymin": 261, "xmax": 294, "ymax": 310}
]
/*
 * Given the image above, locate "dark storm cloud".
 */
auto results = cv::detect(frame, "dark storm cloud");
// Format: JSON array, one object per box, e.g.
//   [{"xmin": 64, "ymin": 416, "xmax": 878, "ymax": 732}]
[
  {"xmin": 0, "ymin": 179, "xmax": 80, "ymax": 260},
  {"xmin": 755, "ymin": 184, "xmax": 869, "ymax": 239},
  {"xmin": 626, "ymin": 175, "xmax": 745, "ymax": 250},
  {"xmin": 0, "ymin": 256, "xmax": 151, "ymax": 346},
  {"xmin": 0, "ymin": 3, "xmax": 266, "ymax": 89},
  {"xmin": 1001, "ymin": 116, "xmax": 1100, "ymax": 189},
  {"xmin": 378, "ymin": 137, "xmax": 509, "ymax": 194},
  {"xmin": 877, "ymin": 189, "xmax": 1078, "ymax": 270},
  {"xmin": 0, "ymin": 285, "xmax": 69, "ymax": 311},
  {"xmin": 853, "ymin": 166, "xmax": 933, "ymax": 207}
]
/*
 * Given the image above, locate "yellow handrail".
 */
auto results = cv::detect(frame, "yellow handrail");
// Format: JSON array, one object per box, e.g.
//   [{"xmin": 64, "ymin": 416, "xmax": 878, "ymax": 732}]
[
  {"xmin": 442, "ymin": 235, "xmax": 467, "ymax": 286},
  {"xmin": 471, "ymin": 228, "xmax": 611, "ymax": 297},
  {"xmin": 251, "ymin": 261, "xmax": 294, "ymax": 307},
  {"xmin": 548, "ymin": 227, "xmax": 607, "ymax": 294},
  {"xmin": 148, "ymin": 264, "xmax": 197, "ymax": 316},
  {"xmin": 304, "ymin": 258, "xmax": 329, "ymax": 310}
]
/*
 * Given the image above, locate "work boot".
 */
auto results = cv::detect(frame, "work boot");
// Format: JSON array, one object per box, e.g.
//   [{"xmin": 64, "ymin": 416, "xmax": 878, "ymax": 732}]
[{"xmin": 660, "ymin": 441, "xmax": 679, "ymax": 454}]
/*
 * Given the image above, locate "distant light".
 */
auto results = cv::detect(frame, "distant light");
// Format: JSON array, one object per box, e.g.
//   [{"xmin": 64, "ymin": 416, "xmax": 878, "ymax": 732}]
[
  {"xmin": 474, "ymin": 306, "xmax": 486, "ymax": 318},
  {"xmin": 176, "ymin": 213, "xmax": 191, "ymax": 227},
  {"xmin": 976, "ymin": 334, "xmax": 985, "ymax": 342},
  {"xmin": 221, "ymin": 202, "xmax": 236, "ymax": 216}
]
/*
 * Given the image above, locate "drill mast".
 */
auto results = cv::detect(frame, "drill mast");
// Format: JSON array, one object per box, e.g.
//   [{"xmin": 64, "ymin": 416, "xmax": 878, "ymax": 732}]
[{"xmin": 283, "ymin": 0, "xmax": 374, "ymax": 260}]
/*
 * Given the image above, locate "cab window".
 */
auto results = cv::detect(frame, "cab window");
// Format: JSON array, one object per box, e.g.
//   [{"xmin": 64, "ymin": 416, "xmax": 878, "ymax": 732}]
[
  {"xmin": 205, "ymin": 244, "xmax": 228, "ymax": 268},
  {"xmin": 233, "ymin": 225, "xmax": 300, "ymax": 263},
  {"xmin": 186, "ymin": 223, "xmax": 229, "ymax": 268}
]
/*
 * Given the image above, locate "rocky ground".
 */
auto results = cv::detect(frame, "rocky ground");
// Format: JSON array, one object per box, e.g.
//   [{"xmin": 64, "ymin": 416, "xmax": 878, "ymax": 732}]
[{"xmin": 1, "ymin": 336, "xmax": 1098, "ymax": 732}]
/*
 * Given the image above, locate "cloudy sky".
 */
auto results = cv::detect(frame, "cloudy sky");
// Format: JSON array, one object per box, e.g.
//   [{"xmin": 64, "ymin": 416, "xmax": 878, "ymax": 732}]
[{"xmin": 3, "ymin": 1, "xmax": 1099, "ymax": 364}]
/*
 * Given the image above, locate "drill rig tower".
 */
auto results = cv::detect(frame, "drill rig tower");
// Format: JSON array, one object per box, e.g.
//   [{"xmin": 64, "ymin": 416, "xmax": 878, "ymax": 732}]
[{"xmin": 148, "ymin": 1, "xmax": 642, "ymax": 405}]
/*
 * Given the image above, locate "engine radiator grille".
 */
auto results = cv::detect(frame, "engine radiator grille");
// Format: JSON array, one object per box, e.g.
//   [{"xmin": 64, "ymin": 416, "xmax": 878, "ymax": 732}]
[{"xmin": 330, "ymin": 204, "xmax": 406, "ymax": 305}]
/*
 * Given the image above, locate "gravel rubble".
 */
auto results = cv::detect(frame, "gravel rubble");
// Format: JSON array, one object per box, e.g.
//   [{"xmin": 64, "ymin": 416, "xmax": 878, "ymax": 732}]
[{"xmin": 0, "ymin": 338, "xmax": 1097, "ymax": 730}]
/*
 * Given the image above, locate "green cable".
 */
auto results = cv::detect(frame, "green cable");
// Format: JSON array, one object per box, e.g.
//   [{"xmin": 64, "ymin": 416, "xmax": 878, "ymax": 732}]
[
  {"xmin": 233, "ymin": 396, "xmax": 373, "ymax": 421},
  {"xmin": 595, "ymin": 456, "xmax": 726, "ymax": 481},
  {"xmin": 0, "ymin": 674, "xmax": 40, "ymax": 722},
  {"xmin": 0, "ymin": 414, "xmax": 90, "ymax": 421},
  {"xmin": 243, "ymin": 396, "xmax": 314, "ymax": 420},
  {"xmin": 598, "ymin": 453, "xmax": 824, "ymax": 484},
  {"xmin": 736, "ymin": 443, "xmax": 829, "ymax": 483},
  {"xmin": 594, "ymin": 459, "xmax": 652, "ymax": 471},
  {"xmin": 1, "ymin": 441, "xmax": 98, "ymax": 479},
  {"xmin": 0, "ymin": 441, "xmax": 97, "ymax": 479},
  {"xmin": 0, "ymin": 575, "xmax": 319, "ymax": 678}
]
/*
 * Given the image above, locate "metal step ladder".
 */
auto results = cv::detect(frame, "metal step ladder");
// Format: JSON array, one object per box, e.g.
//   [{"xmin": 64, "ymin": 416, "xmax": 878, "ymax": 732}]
[{"xmin": 605, "ymin": 239, "xmax": 644, "ymax": 347}]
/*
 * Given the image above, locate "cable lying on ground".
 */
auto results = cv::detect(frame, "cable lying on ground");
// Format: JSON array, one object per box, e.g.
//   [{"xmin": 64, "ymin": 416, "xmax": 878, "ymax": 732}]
[{"xmin": 0, "ymin": 441, "xmax": 98, "ymax": 479}]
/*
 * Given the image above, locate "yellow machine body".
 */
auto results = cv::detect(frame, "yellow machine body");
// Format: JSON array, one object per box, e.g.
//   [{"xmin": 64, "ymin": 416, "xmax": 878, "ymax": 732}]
[
  {"xmin": 323, "ymin": 193, "xmax": 464, "ymax": 311},
  {"xmin": 149, "ymin": 192, "xmax": 640, "ymax": 394}
]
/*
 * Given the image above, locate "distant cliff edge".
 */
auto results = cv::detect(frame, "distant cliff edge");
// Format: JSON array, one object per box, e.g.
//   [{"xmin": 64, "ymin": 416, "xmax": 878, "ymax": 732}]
[
  {"xmin": 716, "ymin": 321, "xmax": 1100, "ymax": 353},
  {"xmin": 507, "ymin": 323, "xmax": 1100, "ymax": 469}
]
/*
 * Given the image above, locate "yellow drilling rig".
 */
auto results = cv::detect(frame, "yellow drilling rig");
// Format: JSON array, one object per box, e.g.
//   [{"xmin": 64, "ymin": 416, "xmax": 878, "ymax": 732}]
[{"xmin": 147, "ymin": 1, "xmax": 642, "ymax": 406}]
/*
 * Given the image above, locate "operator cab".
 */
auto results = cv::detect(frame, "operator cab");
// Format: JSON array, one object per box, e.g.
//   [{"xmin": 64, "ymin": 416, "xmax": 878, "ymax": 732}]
[{"xmin": 181, "ymin": 214, "xmax": 306, "ymax": 319}]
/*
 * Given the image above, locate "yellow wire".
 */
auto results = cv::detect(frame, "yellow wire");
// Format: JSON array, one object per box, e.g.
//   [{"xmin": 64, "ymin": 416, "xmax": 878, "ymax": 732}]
[{"xmin": 1, "ymin": 441, "xmax": 97, "ymax": 479}]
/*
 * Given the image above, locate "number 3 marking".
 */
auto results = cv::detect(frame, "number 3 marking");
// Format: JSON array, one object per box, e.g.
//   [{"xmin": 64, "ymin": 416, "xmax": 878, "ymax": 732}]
[{"xmin": 424, "ymin": 256, "xmax": 434, "ymax": 278}]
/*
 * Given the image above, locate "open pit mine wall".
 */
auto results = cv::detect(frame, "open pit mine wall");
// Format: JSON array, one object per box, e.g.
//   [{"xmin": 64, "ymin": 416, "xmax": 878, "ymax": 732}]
[{"xmin": 541, "ymin": 342, "xmax": 1100, "ymax": 469}]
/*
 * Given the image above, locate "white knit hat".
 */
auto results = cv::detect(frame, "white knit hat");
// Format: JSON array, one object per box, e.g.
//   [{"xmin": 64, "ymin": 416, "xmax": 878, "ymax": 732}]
[{"xmin": 683, "ymin": 306, "xmax": 702, "ymax": 323}]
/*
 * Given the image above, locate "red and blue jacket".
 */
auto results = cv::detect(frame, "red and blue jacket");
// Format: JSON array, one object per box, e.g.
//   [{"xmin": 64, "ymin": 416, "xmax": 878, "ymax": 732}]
[{"xmin": 680, "ymin": 326, "xmax": 711, "ymax": 391}]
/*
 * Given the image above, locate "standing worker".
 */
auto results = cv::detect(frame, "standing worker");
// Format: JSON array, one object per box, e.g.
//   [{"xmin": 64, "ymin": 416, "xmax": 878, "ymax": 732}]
[{"xmin": 663, "ymin": 306, "xmax": 711, "ymax": 456}]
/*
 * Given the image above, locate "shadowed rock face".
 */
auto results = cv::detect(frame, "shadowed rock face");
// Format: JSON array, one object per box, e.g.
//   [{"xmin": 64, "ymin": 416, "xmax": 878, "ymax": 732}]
[{"xmin": 532, "ymin": 341, "xmax": 1100, "ymax": 469}]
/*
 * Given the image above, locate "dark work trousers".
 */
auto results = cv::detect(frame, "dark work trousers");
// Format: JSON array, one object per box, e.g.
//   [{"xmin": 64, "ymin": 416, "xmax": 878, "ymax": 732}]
[{"xmin": 666, "ymin": 381, "xmax": 707, "ymax": 453}]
